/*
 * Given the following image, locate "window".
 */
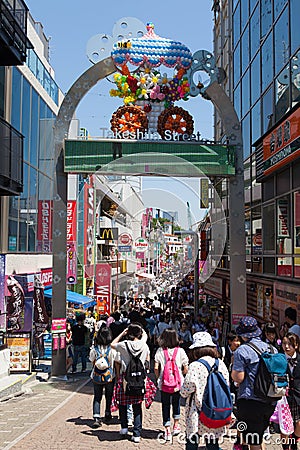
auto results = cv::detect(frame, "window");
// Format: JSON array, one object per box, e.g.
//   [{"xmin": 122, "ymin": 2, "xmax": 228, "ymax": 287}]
[
  {"xmin": 251, "ymin": 53, "xmax": 260, "ymax": 105},
  {"xmin": 262, "ymin": 87, "xmax": 273, "ymax": 133},
  {"xmin": 275, "ymin": 64, "xmax": 290, "ymax": 122},
  {"xmin": 263, "ymin": 203, "xmax": 275, "ymax": 251},
  {"xmin": 262, "ymin": 177, "xmax": 274, "ymax": 201},
  {"xmin": 276, "ymin": 196, "xmax": 292, "ymax": 255},
  {"xmin": 241, "ymin": 26, "xmax": 250, "ymax": 74},
  {"xmin": 241, "ymin": 0, "xmax": 249, "ymax": 31},
  {"xmin": 30, "ymin": 89, "xmax": 39, "ymax": 167},
  {"xmin": 261, "ymin": 32, "xmax": 273, "ymax": 92},
  {"xmin": 274, "ymin": 0, "xmax": 287, "ymax": 20},
  {"xmin": 21, "ymin": 78, "xmax": 30, "ymax": 162},
  {"xmin": 250, "ymin": 4, "xmax": 260, "ymax": 60},
  {"xmin": 234, "ymin": 83, "xmax": 241, "ymax": 120},
  {"xmin": 0, "ymin": 67, "xmax": 5, "ymax": 118},
  {"xmin": 263, "ymin": 257, "xmax": 275, "ymax": 274},
  {"xmin": 291, "ymin": 50, "xmax": 300, "ymax": 108},
  {"xmin": 242, "ymin": 113, "xmax": 251, "ymax": 158},
  {"xmin": 276, "ymin": 168, "xmax": 290, "ymax": 195},
  {"xmin": 261, "ymin": 0, "xmax": 272, "ymax": 39},
  {"xmin": 274, "ymin": 7, "xmax": 289, "ymax": 76},
  {"xmin": 233, "ymin": 43, "xmax": 241, "ymax": 88},
  {"xmin": 233, "ymin": 2, "xmax": 241, "ymax": 47},
  {"xmin": 242, "ymin": 70, "xmax": 250, "ymax": 117},
  {"xmin": 11, "ymin": 68, "xmax": 21, "ymax": 130},
  {"xmin": 251, "ymin": 100, "xmax": 261, "ymax": 143},
  {"xmin": 290, "ymin": 0, "xmax": 300, "ymax": 55}
]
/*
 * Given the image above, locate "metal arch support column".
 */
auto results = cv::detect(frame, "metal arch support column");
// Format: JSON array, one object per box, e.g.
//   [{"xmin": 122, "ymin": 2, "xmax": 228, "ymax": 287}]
[
  {"xmin": 206, "ymin": 81, "xmax": 247, "ymax": 318},
  {"xmin": 186, "ymin": 50, "xmax": 247, "ymax": 322},
  {"xmin": 52, "ymin": 57, "xmax": 116, "ymax": 377}
]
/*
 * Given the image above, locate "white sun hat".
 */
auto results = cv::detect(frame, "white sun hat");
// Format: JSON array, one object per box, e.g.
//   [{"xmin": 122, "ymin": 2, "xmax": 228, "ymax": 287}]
[{"xmin": 189, "ymin": 331, "xmax": 216, "ymax": 349}]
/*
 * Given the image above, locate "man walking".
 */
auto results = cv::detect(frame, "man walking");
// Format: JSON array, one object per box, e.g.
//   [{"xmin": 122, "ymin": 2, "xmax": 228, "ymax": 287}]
[
  {"xmin": 232, "ymin": 317, "xmax": 277, "ymax": 450},
  {"xmin": 72, "ymin": 315, "xmax": 89, "ymax": 373}
]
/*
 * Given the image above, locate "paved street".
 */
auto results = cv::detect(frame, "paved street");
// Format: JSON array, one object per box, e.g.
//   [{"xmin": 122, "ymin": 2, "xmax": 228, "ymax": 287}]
[{"xmin": 0, "ymin": 373, "xmax": 283, "ymax": 450}]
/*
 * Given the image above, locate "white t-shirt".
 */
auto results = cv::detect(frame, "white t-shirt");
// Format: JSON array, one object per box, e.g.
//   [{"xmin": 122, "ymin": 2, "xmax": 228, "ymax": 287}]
[
  {"xmin": 154, "ymin": 346, "xmax": 189, "ymax": 390},
  {"xmin": 89, "ymin": 345, "xmax": 120, "ymax": 379}
]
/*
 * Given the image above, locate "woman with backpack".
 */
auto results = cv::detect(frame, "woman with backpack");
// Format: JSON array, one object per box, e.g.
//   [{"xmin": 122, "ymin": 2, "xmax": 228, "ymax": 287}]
[
  {"xmin": 111, "ymin": 323, "xmax": 152, "ymax": 444},
  {"xmin": 180, "ymin": 332, "xmax": 230, "ymax": 450},
  {"xmin": 154, "ymin": 328, "xmax": 189, "ymax": 442},
  {"xmin": 89, "ymin": 325, "xmax": 120, "ymax": 427}
]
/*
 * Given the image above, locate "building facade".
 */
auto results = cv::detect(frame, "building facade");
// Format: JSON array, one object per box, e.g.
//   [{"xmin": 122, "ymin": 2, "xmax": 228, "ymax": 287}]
[{"xmin": 211, "ymin": 0, "xmax": 300, "ymax": 325}]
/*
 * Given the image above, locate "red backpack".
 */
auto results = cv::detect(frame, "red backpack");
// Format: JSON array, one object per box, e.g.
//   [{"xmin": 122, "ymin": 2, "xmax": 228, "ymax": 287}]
[{"xmin": 161, "ymin": 347, "xmax": 181, "ymax": 393}]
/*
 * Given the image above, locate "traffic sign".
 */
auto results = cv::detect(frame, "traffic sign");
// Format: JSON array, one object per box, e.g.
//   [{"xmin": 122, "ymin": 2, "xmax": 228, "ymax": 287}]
[{"xmin": 119, "ymin": 232, "xmax": 132, "ymax": 245}]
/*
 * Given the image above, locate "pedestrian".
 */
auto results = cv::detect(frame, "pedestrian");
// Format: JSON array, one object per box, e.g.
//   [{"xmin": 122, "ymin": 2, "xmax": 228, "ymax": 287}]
[
  {"xmin": 89, "ymin": 326, "xmax": 120, "ymax": 427},
  {"xmin": 178, "ymin": 320, "xmax": 193, "ymax": 350},
  {"xmin": 282, "ymin": 332, "xmax": 300, "ymax": 450},
  {"xmin": 262, "ymin": 322, "xmax": 282, "ymax": 352},
  {"xmin": 111, "ymin": 324, "xmax": 152, "ymax": 443},
  {"xmin": 66, "ymin": 321, "xmax": 73, "ymax": 373},
  {"xmin": 71, "ymin": 315, "xmax": 89, "ymax": 373},
  {"xmin": 180, "ymin": 331, "xmax": 230, "ymax": 450},
  {"xmin": 154, "ymin": 328, "xmax": 189, "ymax": 442},
  {"xmin": 231, "ymin": 316, "xmax": 277, "ymax": 450}
]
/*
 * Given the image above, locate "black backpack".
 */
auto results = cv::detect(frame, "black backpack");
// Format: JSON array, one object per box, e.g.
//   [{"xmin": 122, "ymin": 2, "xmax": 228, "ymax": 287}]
[{"xmin": 124, "ymin": 342, "xmax": 146, "ymax": 396}]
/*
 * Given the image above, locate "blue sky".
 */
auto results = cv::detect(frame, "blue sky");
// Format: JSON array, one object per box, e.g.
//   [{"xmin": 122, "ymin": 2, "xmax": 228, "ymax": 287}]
[{"xmin": 25, "ymin": 0, "xmax": 215, "ymax": 228}]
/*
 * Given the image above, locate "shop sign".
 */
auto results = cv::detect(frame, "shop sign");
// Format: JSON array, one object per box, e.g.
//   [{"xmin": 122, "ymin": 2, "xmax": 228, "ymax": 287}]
[
  {"xmin": 52, "ymin": 318, "xmax": 66, "ymax": 333},
  {"xmin": 200, "ymin": 178, "xmax": 209, "ymax": 208},
  {"xmin": 36, "ymin": 200, "xmax": 53, "ymax": 252},
  {"xmin": 119, "ymin": 232, "xmax": 132, "ymax": 245},
  {"xmin": 99, "ymin": 227, "xmax": 118, "ymax": 240},
  {"xmin": 95, "ymin": 263, "xmax": 111, "ymax": 315},
  {"xmin": 0, "ymin": 255, "xmax": 5, "ymax": 331},
  {"xmin": 262, "ymin": 107, "xmax": 300, "ymax": 176},
  {"xmin": 118, "ymin": 245, "xmax": 132, "ymax": 252},
  {"xmin": 67, "ymin": 201, "xmax": 77, "ymax": 284},
  {"xmin": 134, "ymin": 238, "xmax": 148, "ymax": 250},
  {"xmin": 274, "ymin": 282, "xmax": 300, "ymax": 305},
  {"xmin": 41, "ymin": 268, "xmax": 52, "ymax": 287},
  {"xmin": 7, "ymin": 332, "xmax": 31, "ymax": 372},
  {"xmin": 204, "ymin": 277, "xmax": 223, "ymax": 297},
  {"xmin": 84, "ymin": 178, "xmax": 94, "ymax": 278}
]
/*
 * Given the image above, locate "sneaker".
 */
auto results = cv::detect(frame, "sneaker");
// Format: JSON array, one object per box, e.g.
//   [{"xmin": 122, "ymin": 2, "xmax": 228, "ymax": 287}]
[
  {"xmin": 119, "ymin": 428, "xmax": 128, "ymax": 436},
  {"xmin": 131, "ymin": 436, "xmax": 140, "ymax": 443},
  {"xmin": 92, "ymin": 418, "xmax": 102, "ymax": 428},
  {"xmin": 81, "ymin": 368, "xmax": 87, "ymax": 373},
  {"xmin": 173, "ymin": 425, "xmax": 181, "ymax": 436},
  {"xmin": 165, "ymin": 431, "xmax": 172, "ymax": 442},
  {"xmin": 128, "ymin": 419, "xmax": 133, "ymax": 427}
]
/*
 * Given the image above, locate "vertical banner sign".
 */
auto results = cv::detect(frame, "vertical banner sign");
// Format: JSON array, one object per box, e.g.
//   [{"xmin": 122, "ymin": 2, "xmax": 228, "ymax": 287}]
[
  {"xmin": 41, "ymin": 268, "xmax": 52, "ymax": 287},
  {"xmin": 95, "ymin": 263, "xmax": 111, "ymax": 315},
  {"xmin": 36, "ymin": 200, "xmax": 53, "ymax": 252},
  {"xmin": 84, "ymin": 178, "xmax": 94, "ymax": 278},
  {"xmin": 0, "ymin": 255, "xmax": 5, "ymax": 331},
  {"xmin": 67, "ymin": 200, "xmax": 77, "ymax": 284},
  {"xmin": 200, "ymin": 178, "xmax": 209, "ymax": 208},
  {"xmin": 33, "ymin": 274, "xmax": 49, "ymax": 333},
  {"xmin": 6, "ymin": 276, "xmax": 25, "ymax": 332}
]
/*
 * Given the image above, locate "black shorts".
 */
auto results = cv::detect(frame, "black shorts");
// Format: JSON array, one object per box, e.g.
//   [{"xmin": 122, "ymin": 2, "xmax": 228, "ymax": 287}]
[{"xmin": 236, "ymin": 398, "xmax": 276, "ymax": 445}]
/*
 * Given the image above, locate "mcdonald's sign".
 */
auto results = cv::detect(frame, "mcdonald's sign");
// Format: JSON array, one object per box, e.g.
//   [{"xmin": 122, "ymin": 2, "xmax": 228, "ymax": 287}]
[{"xmin": 99, "ymin": 228, "xmax": 118, "ymax": 240}]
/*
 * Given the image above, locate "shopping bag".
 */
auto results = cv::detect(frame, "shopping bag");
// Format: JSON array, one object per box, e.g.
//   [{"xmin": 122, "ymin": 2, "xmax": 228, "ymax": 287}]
[
  {"xmin": 270, "ymin": 402, "xmax": 279, "ymax": 424},
  {"xmin": 278, "ymin": 396, "xmax": 294, "ymax": 435}
]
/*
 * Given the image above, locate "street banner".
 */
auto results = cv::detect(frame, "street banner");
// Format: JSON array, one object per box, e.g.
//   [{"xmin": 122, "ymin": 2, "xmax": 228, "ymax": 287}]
[
  {"xmin": 6, "ymin": 276, "xmax": 25, "ymax": 332},
  {"xmin": 36, "ymin": 200, "xmax": 53, "ymax": 252},
  {"xmin": 0, "ymin": 255, "xmax": 5, "ymax": 331},
  {"xmin": 41, "ymin": 268, "xmax": 52, "ymax": 287},
  {"xmin": 33, "ymin": 274, "xmax": 49, "ymax": 334},
  {"xmin": 67, "ymin": 199, "xmax": 77, "ymax": 284},
  {"xmin": 84, "ymin": 178, "xmax": 94, "ymax": 278},
  {"xmin": 95, "ymin": 263, "xmax": 111, "ymax": 315}
]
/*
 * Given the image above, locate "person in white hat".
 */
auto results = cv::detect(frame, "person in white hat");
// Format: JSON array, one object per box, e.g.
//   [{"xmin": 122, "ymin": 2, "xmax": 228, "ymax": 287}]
[{"xmin": 180, "ymin": 332, "xmax": 230, "ymax": 450}]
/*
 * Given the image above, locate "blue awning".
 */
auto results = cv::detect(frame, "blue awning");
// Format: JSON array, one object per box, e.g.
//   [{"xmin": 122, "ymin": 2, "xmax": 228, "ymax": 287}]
[{"xmin": 44, "ymin": 287, "xmax": 96, "ymax": 309}]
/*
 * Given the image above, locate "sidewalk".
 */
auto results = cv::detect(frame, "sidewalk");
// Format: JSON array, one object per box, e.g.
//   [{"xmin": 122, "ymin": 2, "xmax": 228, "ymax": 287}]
[{"xmin": 0, "ymin": 373, "xmax": 282, "ymax": 450}]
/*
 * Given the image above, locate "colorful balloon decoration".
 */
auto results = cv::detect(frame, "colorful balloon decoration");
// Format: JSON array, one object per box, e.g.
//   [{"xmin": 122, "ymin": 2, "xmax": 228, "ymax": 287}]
[{"xmin": 110, "ymin": 23, "xmax": 194, "ymax": 139}]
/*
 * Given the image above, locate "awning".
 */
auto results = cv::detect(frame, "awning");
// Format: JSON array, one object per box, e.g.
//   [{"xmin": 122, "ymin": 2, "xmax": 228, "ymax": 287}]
[
  {"xmin": 44, "ymin": 287, "xmax": 96, "ymax": 309},
  {"xmin": 136, "ymin": 272, "xmax": 155, "ymax": 279}
]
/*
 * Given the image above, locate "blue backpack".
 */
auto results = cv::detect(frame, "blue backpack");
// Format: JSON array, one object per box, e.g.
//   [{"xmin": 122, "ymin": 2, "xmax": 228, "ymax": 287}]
[
  {"xmin": 197, "ymin": 359, "xmax": 233, "ymax": 428},
  {"xmin": 246, "ymin": 342, "xmax": 288, "ymax": 401}
]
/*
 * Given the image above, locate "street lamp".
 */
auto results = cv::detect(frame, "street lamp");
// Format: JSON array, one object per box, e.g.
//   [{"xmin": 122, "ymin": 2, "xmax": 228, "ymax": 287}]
[{"xmin": 174, "ymin": 230, "xmax": 200, "ymax": 316}]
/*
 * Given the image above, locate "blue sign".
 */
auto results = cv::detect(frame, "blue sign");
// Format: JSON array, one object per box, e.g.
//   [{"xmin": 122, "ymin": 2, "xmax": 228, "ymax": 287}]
[{"xmin": 118, "ymin": 245, "xmax": 132, "ymax": 252}]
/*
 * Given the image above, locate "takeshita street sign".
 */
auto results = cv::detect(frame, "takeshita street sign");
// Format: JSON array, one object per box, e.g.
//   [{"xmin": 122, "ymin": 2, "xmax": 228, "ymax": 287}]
[{"xmin": 64, "ymin": 139, "xmax": 235, "ymax": 177}]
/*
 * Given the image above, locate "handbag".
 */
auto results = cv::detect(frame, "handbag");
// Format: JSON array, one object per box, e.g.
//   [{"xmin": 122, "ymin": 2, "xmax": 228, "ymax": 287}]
[{"xmin": 277, "ymin": 396, "xmax": 294, "ymax": 435}]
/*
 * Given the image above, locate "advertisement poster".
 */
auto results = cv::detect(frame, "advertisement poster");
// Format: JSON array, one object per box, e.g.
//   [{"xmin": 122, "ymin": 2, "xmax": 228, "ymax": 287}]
[
  {"xmin": 6, "ymin": 276, "xmax": 25, "ymax": 332},
  {"xmin": 0, "ymin": 255, "xmax": 5, "ymax": 331},
  {"xmin": 95, "ymin": 263, "xmax": 111, "ymax": 315},
  {"xmin": 33, "ymin": 275, "xmax": 49, "ymax": 334},
  {"xmin": 67, "ymin": 200, "xmax": 77, "ymax": 284},
  {"xmin": 256, "ymin": 284, "xmax": 264, "ymax": 318},
  {"xmin": 7, "ymin": 333, "xmax": 31, "ymax": 372},
  {"xmin": 84, "ymin": 178, "xmax": 94, "ymax": 278},
  {"xmin": 52, "ymin": 318, "xmax": 66, "ymax": 333}
]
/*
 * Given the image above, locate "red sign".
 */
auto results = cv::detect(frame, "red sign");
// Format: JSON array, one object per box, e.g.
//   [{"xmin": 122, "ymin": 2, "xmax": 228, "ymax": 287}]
[
  {"xmin": 263, "ymin": 107, "xmax": 300, "ymax": 175},
  {"xmin": 41, "ymin": 268, "xmax": 52, "ymax": 287},
  {"xmin": 84, "ymin": 178, "xmax": 94, "ymax": 278},
  {"xmin": 119, "ymin": 232, "xmax": 132, "ymax": 245},
  {"xmin": 36, "ymin": 200, "xmax": 53, "ymax": 252},
  {"xmin": 67, "ymin": 201, "xmax": 77, "ymax": 284},
  {"xmin": 95, "ymin": 263, "xmax": 111, "ymax": 315}
]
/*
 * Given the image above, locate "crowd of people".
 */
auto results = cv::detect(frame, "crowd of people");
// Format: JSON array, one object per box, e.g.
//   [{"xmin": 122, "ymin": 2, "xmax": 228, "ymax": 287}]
[{"xmin": 65, "ymin": 297, "xmax": 300, "ymax": 450}]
